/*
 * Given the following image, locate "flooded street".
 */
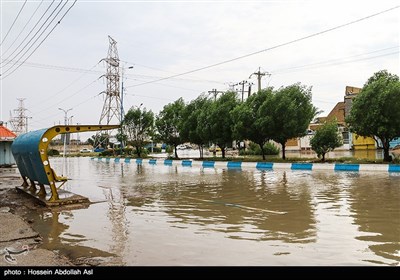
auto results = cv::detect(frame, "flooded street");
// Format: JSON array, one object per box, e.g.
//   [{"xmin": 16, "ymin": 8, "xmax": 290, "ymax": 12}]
[{"xmin": 23, "ymin": 157, "xmax": 400, "ymax": 266}]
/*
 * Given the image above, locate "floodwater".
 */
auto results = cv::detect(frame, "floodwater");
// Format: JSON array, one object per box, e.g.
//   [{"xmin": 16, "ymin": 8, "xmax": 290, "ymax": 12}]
[{"xmin": 23, "ymin": 157, "xmax": 400, "ymax": 265}]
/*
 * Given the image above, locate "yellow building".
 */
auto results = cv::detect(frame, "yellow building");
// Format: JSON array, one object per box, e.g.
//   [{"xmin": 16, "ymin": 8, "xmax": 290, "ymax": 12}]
[{"xmin": 344, "ymin": 86, "xmax": 376, "ymax": 150}]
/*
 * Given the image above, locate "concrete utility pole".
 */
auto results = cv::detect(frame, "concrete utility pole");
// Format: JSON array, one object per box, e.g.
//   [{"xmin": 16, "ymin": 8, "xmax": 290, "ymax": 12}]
[
  {"xmin": 120, "ymin": 65, "xmax": 134, "ymax": 150},
  {"xmin": 247, "ymin": 82, "xmax": 254, "ymax": 98},
  {"xmin": 208, "ymin": 89, "xmax": 224, "ymax": 101},
  {"xmin": 58, "ymin": 107, "xmax": 72, "ymax": 176},
  {"xmin": 238, "ymin": 80, "xmax": 248, "ymax": 102},
  {"xmin": 249, "ymin": 67, "xmax": 270, "ymax": 93}
]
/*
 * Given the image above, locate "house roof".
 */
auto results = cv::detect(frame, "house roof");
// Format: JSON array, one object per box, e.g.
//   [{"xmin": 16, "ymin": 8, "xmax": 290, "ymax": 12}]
[
  {"xmin": 326, "ymin": 101, "xmax": 345, "ymax": 124},
  {"xmin": 0, "ymin": 124, "xmax": 17, "ymax": 141}
]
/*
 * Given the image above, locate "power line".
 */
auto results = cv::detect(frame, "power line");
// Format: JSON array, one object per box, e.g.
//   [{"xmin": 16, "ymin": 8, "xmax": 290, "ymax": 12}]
[
  {"xmin": 29, "ymin": 62, "xmax": 101, "ymax": 108},
  {"xmin": 2, "ymin": 0, "xmax": 45, "ymax": 56},
  {"xmin": 121, "ymin": 59, "xmax": 225, "ymax": 84},
  {"xmin": 0, "ymin": 58, "xmax": 103, "ymax": 74},
  {"xmin": 127, "ymin": 5, "xmax": 399, "ymax": 88},
  {"xmin": 125, "ymin": 76, "xmax": 200, "ymax": 92},
  {"xmin": 1, "ymin": 0, "xmax": 77, "ymax": 79},
  {"xmin": 0, "ymin": 0, "xmax": 28, "ymax": 47},
  {"xmin": 1, "ymin": 0, "xmax": 57, "ymax": 68},
  {"xmin": 31, "ymin": 89, "xmax": 100, "ymax": 125},
  {"xmin": 31, "ymin": 77, "xmax": 100, "ymax": 116},
  {"xmin": 1, "ymin": 0, "xmax": 68, "ymax": 75},
  {"xmin": 273, "ymin": 49, "xmax": 399, "ymax": 75}
]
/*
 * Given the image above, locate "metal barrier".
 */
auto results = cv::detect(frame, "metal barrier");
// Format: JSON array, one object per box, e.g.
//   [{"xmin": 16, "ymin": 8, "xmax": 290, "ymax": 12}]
[{"xmin": 11, "ymin": 125, "xmax": 119, "ymax": 202}]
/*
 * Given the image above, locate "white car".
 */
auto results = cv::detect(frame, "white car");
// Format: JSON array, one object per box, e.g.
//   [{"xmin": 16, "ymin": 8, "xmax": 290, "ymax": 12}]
[{"xmin": 80, "ymin": 148, "xmax": 92, "ymax": 153}]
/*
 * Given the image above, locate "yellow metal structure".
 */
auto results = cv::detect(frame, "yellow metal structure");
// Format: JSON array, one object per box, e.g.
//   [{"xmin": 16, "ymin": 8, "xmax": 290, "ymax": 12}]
[
  {"xmin": 352, "ymin": 134, "xmax": 376, "ymax": 150},
  {"xmin": 13, "ymin": 125, "xmax": 119, "ymax": 202}
]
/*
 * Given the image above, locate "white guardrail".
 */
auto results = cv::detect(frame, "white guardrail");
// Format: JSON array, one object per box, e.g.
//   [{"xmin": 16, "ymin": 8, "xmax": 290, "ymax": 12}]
[{"xmin": 91, "ymin": 157, "xmax": 400, "ymax": 173}]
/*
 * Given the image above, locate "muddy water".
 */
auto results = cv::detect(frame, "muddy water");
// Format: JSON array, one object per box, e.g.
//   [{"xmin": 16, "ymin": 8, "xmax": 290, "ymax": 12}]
[{"xmin": 25, "ymin": 157, "xmax": 399, "ymax": 265}]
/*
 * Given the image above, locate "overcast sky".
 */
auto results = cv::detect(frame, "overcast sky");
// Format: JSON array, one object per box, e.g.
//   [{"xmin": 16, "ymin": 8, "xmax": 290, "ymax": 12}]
[{"xmin": 0, "ymin": 0, "xmax": 399, "ymax": 139}]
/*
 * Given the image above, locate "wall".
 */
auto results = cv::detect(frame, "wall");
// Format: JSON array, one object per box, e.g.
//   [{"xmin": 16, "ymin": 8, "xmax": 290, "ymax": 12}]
[{"xmin": 0, "ymin": 141, "xmax": 15, "ymax": 166}]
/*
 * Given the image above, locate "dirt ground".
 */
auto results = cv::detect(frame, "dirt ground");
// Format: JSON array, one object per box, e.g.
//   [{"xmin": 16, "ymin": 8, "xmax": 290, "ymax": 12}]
[{"xmin": 0, "ymin": 172, "xmax": 73, "ymax": 266}]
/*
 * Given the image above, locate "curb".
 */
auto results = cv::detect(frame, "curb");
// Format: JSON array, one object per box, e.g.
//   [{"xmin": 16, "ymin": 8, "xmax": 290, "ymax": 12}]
[{"xmin": 91, "ymin": 158, "xmax": 400, "ymax": 173}]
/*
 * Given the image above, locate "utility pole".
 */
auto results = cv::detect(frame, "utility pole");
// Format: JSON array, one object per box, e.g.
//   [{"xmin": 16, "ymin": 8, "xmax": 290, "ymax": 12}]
[
  {"xmin": 59, "ymin": 107, "xmax": 72, "ymax": 176},
  {"xmin": 238, "ymin": 80, "xmax": 248, "ymax": 102},
  {"xmin": 120, "ymin": 65, "xmax": 133, "ymax": 151},
  {"xmin": 249, "ymin": 67, "xmax": 270, "ymax": 93},
  {"xmin": 247, "ymin": 82, "xmax": 254, "ymax": 98},
  {"xmin": 208, "ymin": 89, "xmax": 223, "ymax": 101}
]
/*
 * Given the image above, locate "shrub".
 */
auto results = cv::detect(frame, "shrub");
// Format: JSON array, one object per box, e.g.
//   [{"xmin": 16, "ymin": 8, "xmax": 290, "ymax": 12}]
[
  {"xmin": 239, "ymin": 142, "xmax": 280, "ymax": 156},
  {"xmin": 47, "ymin": 149, "xmax": 60, "ymax": 156},
  {"xmin": 145, "ymin": 146, "xmax": 161, "ymax": 153}
]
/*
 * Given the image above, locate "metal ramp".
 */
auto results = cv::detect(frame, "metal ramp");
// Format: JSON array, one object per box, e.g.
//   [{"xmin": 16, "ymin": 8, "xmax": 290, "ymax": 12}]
[{"xmin": 11, "ymin": 125, "xmax": 119, "ymax": 206}]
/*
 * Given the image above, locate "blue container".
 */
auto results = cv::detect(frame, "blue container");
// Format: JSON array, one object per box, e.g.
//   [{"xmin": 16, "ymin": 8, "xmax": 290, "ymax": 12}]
[
  {"xmin": 227, "ymin": 161, "xmax": 242, "ymax": 169},
  {"xmin": 256, "ymin": 162, "xmax": 274, "ymax": 170},
  {"xmin": 291, "ymin": 163, "xmax": 313, "ymax": 170},
  {"xmin": 334, "ymin": 163, "xmax": 360, "ymax": 172},
  {"xmin": 388, "ymin": 164, "xmax": 400, "ymax": 172},
  {"xmin": 202, "ymin": 161, "xmax": 215, "ymax": 168}
]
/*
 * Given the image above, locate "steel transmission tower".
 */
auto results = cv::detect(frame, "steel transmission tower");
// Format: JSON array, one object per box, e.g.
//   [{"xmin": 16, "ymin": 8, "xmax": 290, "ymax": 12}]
[
  {"xmin": 9, "ymin": 98, "xmax": 30, "ymax": 135},
  {"xmin": 93, "ymin": 36, "xmax": 121, "ymax": 150},
  {"xmin": 99, "ymin": 36, "xmax": 121, "ymax": 125}
]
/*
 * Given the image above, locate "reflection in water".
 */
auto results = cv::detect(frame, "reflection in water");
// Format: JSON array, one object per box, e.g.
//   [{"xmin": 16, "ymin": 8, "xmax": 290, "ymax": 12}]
[
  {"xmin": 153, "ymin": 170, "xmax": 317, "ymax": 243},
  {"xmin": 23, "ymin": 158, "xmax": 400, "ymax": 265},
  {"xmin": 25, "ymin": 208, "xmax": 115, "ymax": 262},
  {"xmin": 349, "ymin": 175, "xmax": 400, "ymax": 264}
]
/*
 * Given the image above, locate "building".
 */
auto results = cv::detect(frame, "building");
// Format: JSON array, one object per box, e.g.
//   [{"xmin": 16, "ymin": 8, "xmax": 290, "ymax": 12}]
[
  {"xmin": 284, "ymin": 85, "xmax": 375, "ymax": 151},
  {"xmin": 343, "ymin": 86, "xmax": 376, "ymax": 150},
  {"xmin": 0, "ymin": 122, "xmax": 17, "ymax": 167}
]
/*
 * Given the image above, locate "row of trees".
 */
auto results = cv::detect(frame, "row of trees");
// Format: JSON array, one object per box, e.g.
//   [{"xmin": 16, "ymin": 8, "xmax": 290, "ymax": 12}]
[
  {"xmin": 91, "ymin": 70, "xmax": 399, "ymax": 162},
  {"xmin": 119, "ymin": 82, "xmax": 317, "ymax": 160}
]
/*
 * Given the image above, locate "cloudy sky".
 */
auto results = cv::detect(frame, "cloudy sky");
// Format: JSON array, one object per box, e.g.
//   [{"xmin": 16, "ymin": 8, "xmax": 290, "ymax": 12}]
[{"xmin": 0, "ymin": 0, "xmax": 399, "ymax": 138}]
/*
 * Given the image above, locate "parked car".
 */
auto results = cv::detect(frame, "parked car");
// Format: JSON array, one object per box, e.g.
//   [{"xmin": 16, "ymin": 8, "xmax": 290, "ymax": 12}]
[
  {"xmin": 208, "ymin": 146, "xmax": 221, "ymax": 152},
  {"xmin": 80, "ymin": 148, "xmax": 92, "ymax": 153}
]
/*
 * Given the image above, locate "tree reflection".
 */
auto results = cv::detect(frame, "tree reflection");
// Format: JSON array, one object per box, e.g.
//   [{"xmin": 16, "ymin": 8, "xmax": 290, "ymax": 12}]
[
  {"xmin": 349, "ymin": 176, "xmax": 400, "ymax": 263},
  {"xmin": 155, "ymin": 169, "xmax": 317, "ymax": 244}
]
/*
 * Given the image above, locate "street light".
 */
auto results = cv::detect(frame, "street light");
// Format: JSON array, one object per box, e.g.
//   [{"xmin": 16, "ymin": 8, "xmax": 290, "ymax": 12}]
[
  {"xmin": 120, "ymin": 65, "xmax": 134, "ymax": 153},
  {"xmin": 58, "ymin": 107, "xmax": 72, "ymax": 176}
]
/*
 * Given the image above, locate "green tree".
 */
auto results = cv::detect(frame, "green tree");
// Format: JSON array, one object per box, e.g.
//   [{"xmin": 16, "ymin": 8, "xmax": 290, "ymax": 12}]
[
  {"xmin": 346, "ymin": 70, "xmax": 400, "ymax": 162},
  {"xmin": 179, "ymin": 95, "xmax": 211, "ymax": 159},
  {"xmin": 197, "ymin": 98, "xmax": 214, "ymax": 155},
  {"xmin": 207, "ymin": 91, "xmax": 239, "ymax": 158},
  {"xmin": 155, "ymin": 98, "xmax": 185, "ymax": 159},
  {"xmin": 263, "ymin": 83, "xmax": 317, "ymax": 159},
  {"xmin": 310, "ymin": 120, "xmax": 342, "ymax": 161},
  {"xmin": 123, "ymin": 106, "xmax": 154, "ymax": 158},
  {"xmin": 232, "ymin": 88, "xmax": 274, "ymax": 160}
]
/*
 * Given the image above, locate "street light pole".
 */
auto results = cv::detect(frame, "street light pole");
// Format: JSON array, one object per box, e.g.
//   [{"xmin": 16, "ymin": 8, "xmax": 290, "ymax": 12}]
[
  {"xmin": 58, "ymin": 107, "xmax": 72, "ymax": 176},
  {"xmin": 120, "ymin": 65, "xmax": 134, "ymax": 153}
]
